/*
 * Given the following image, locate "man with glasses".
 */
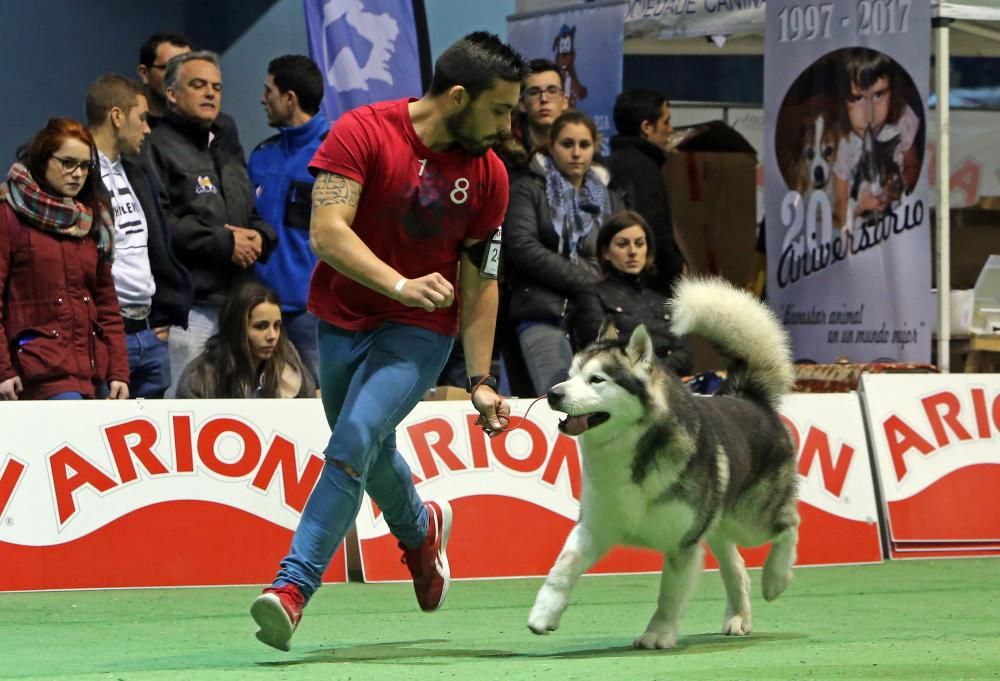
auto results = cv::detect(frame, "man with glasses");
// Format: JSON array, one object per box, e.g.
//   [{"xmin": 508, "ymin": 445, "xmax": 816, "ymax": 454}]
[
  {"xmin": 137, "ymin": 31, "xmax": 245, "ymax": 160},
  {"xmin": 86, "ymin": 75, "xmax": 192, "ymax": 398},
  {"xmin": 137, "ymin": 32, "xmax": 192, "ymax": 121},
  {"xmin": 496, "ymin": 59, "xmax": 568, "ymax": 180},
  {"xmin": 492, "ymin": 59, "xmax": 569, "ymax": 398},
  {"xmin": 144, "ymin": 51, "xmax": 276, "ymax": 397}
]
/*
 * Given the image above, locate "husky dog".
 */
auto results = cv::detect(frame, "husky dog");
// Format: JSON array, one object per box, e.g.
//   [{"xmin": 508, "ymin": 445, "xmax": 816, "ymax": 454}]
[{"xmin": 529, "ymin": 277, "xmax": 800, "ymax": 650}]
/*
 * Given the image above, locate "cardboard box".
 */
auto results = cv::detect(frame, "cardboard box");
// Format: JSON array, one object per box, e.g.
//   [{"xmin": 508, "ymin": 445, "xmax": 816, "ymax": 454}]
[
  {"xmin": 422, "ymin": 385, "xmax": 469, "ymax": 401},
  {"xmin": 977, "ymin": 195, "xmax": 1000, "ymax": 211},
  {"xmin": 664, "ymin": 150, "xmax": 758, "ymax": 288},
  {"xmin": 663, "ymin": 126, "xmax": 758, "ymax": 373},
  {"xmin": 934, "ymin": 206, "xmax": 1000, "ymax": 289}
]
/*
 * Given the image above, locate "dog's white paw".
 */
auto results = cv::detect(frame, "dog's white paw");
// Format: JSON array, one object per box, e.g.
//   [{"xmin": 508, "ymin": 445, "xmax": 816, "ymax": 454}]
[
  {"xmin": 762, "ymin": 568, "xmax": 793, "ymax": 601},
  {"xmin": 527, "ymin": 608, "xmax": 560, "ymax": 635},
  {"xmin": 633, "ymin": 629, "xmax": 678, "ymax": 650},
  {"xmin": 722, "ymin": 614, "xmax": 752, "ymax": 636}
]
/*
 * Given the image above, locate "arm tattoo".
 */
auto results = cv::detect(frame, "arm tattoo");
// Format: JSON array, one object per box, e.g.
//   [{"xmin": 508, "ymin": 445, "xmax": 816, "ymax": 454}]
[{"xmin": 313, "ymin": 172, "xmax": 361, "ymax": 208}]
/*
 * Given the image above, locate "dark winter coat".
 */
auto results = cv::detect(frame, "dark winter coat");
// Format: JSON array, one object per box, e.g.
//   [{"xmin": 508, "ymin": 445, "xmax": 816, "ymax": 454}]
[
  {"xmin": 144, "ymin": 110, "xmax": 276, "ymax": 305},
  {"xmin": 504, "ymin": 156, "xmax": 626, "ymax": 324},
  {"xmin": 572, "ymin": 268, "xmax": 693, "ymax": 376},
  {"xmin": 120, "ymin": 155, "xmax": 193, "ymax": 329}
]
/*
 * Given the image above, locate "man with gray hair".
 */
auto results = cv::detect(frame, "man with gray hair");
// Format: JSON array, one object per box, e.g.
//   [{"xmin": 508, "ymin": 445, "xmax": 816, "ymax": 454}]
[{"xmin": 144, "ymin": 50, "xmax": 277, "ymax": 396}]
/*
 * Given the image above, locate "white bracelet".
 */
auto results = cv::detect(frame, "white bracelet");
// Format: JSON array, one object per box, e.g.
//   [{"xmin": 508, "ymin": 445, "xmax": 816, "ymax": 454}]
[{"xmin": 392, "ymin": 278, "xmax": 408, "ymax": 298}]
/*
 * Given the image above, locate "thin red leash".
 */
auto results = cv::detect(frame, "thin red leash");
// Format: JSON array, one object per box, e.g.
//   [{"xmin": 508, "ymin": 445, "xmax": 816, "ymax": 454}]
[{"xmin": 471, "ymin": 376, "xmax": 548, "ymax": 435}]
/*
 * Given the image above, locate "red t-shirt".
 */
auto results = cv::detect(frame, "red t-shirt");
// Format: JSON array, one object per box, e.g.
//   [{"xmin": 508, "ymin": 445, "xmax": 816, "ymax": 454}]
[{"xmin": 307, "ymin": 98, "xmax": 509, "ymax": 336}]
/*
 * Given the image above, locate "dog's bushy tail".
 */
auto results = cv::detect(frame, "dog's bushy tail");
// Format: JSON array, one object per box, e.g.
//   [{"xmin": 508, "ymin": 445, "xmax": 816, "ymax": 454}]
[{"xmin": 669, "ymin": 277, "xmax": 794, "ymax": 405}]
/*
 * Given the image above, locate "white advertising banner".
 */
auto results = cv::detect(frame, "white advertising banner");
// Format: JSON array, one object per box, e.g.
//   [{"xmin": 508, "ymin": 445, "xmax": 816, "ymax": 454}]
[
  {"xmin": 355, "ymin": 394, "xmax": 883, "ymax": 582},
  {"xmin": 0, "ymin": 392, "xmax": 885, "ymax": 591},
  {"xmin": 624, "ymin": 0, "xmax": 766, "ymax": 39},
  {"xmin": 862, "ymin": 373, "xmax": 1000, "ymax": 546},
  {"xmin": 0, "ymin": 400, "xmax": 347, "ymax": 591},
  {"xmin": 764, "ymin": 0, "xmax": 932, "ymax": 364},
  {"xmin": 622, "ymin": 1, "xmax": 1000, "ymax": 39}
]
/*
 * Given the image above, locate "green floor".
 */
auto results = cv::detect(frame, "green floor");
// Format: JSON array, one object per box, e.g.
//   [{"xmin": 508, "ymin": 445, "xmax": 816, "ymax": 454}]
[{"xmin": 1, "ymin": 558, "xmax": 997, "ymax": 680}]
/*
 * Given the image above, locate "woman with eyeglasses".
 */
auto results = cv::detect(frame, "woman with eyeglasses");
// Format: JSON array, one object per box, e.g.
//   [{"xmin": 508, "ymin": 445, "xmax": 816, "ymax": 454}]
[
  {"xmin": 175, "ymin": 282, "xmax": 315, "ymax": 399},
  {"xmin": 571, "ymin": 210, "xmax": 693, "ymax": 376},
  {"xmin": 505, "ymin": 110, "xmax": 625, "ymax": 395},
  {"xmin": 0, "ymin": 118, "xmax": 129, "ymax": 400}
]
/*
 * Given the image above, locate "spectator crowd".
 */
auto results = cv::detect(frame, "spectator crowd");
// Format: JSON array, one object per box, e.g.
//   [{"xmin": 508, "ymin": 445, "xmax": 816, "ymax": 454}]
[{"xmin": 0, "ymin": 32, "xmax": 691, "ymax": 403}]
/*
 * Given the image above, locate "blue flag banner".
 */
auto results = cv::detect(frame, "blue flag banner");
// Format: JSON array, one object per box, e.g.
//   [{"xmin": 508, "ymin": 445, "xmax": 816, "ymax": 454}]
[
  {"xmin": 303, "ymin": 0, "xmax": 425, "ymax": 123},
  {"xmin": 508, "ymin": 3, "xmax": 626, "ymax": 156}
]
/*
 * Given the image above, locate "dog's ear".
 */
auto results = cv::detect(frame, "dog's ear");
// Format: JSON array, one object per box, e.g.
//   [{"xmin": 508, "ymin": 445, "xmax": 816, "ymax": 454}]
[
  {"xmin": 625, "ymin": 324, "xmax": 654, "ymax": 370},
  {"xmin": 598, "ymin": 317, "xmax": 619, "ymax": 341}
]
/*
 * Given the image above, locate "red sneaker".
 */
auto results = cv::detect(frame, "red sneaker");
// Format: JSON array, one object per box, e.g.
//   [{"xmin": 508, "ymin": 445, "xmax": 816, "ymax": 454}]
[
  {"xmin": 250, "ymin": 583, "xmax": 305, "ymax": 651},
  {"xmin": 400, "ymin": 499, "xmax": 453, "ymax": 612}
]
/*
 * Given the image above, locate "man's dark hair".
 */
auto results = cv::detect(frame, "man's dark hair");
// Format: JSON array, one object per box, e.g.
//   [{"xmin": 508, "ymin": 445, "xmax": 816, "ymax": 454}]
[
  {"xmin": 139, "ymin": 31, "xmax": 193, "ymax": 68},
  {"xmin": 268, "ymin": 55, "xmax": 324, "ymax": 116},
  {"xmin": 613, "ymin": 88, "xmax": 667, "ymax": 137},
  {"xmin": 429, "ymin": 31, "xmax": 525, "ymax": 100},
  {"xmin": 526, "ymin": 58, "xmax": 560, "ymax": 81}
]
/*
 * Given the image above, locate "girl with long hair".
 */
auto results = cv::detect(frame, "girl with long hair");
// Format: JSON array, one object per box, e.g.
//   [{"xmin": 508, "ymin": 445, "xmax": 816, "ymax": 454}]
[
  {"xmin": 0, "ymin": 118, "xmax": 128, "ymax": 400},
  {"xmin": 176, "ymin": 282, "xmax": 315, "ymax": 398}
]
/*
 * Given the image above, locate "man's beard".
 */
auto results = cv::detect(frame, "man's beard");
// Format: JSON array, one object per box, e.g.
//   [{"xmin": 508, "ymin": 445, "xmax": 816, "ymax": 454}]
[{"xmin": 444, "ymin": 108, "xmax": 495, "ymax": 157}]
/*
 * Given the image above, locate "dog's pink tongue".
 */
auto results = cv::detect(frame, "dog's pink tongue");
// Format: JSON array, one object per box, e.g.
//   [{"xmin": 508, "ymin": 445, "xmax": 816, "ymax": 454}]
[{"xmin": 562, "ymin": 415, "xmax": 590, "ymax": 436}]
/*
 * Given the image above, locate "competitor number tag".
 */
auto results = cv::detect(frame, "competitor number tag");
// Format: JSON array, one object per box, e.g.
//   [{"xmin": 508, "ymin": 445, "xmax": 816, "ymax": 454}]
[{"xmin": 480, "ymin": 227, "xmax": 502, "ymax": 279}]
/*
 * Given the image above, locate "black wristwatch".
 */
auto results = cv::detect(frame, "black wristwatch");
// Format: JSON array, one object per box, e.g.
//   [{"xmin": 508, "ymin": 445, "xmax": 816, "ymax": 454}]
[{"xmin": 466, "ymin": 374, "xmax": 499, "ymax": 394}]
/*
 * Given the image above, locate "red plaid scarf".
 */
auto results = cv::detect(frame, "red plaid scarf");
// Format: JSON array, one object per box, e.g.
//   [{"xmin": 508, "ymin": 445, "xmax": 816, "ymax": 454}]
[{"xmin": 0, "ymin": 162, "xmax": 113, "ymax": 260}]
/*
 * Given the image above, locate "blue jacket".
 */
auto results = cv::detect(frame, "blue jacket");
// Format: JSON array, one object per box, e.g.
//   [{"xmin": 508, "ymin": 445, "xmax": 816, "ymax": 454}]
[{"xmin": 248, "ymin": 112, "xmax": 328, "ymax": 311}]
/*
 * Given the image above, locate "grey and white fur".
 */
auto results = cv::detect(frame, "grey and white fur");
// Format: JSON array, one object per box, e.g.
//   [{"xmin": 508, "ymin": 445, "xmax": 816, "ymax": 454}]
[{"xmin": 529, "ymin": 277, "xmax": 800, "ymax": 649}]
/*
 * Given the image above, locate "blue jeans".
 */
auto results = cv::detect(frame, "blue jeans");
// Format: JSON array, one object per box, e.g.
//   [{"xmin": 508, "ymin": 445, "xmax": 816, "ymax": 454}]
[
  {"xmin": 283, "ymin": 309, "xmax": 319, "ymax": 383},
  {"xmin": 274, "ymin": 321, "xmax": 454, "ymax": 601},
  {"xmin": 126, "ymin": 328, "xmax": 171, "ymax": 398}
]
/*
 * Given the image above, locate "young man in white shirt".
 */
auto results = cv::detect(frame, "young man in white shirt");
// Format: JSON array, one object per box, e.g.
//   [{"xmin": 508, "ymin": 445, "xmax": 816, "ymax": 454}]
[{"xmin": 86, "ymin": 74, "xmax": 192, "ymax": 397}]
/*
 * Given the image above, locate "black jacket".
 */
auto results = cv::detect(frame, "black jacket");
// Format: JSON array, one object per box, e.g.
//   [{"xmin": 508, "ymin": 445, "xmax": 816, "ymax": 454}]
[
  {"xmin": 148, "ymin": 110, "xmax": 246, "ymax": 163},
  {"xmin": 504, "ymin": 156, "xmax": 626, "ymax": 323},
  {"xmin": 572, "ymin": 268, "xmax": 693, "ymax": 376},
  {"xmin": 607, "ymin": 136, "xmax": 685, "ymax": 293},
  {"xmin": 121, "ymin": 155, "xmax": 193, "ymax": 329},
  {"xmin": 144, "ymin": 110, "xmax": 276, "ymax": 304}
]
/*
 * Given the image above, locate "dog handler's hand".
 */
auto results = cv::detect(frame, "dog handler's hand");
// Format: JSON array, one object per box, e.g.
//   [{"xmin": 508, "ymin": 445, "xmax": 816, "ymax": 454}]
[
  {"xmin": 472, "ymin": 385, "xmax": 510, "ymax": 439},
  {"xmin": 394, "ymin": 273, "xmax": 455, "ymax": 312}
]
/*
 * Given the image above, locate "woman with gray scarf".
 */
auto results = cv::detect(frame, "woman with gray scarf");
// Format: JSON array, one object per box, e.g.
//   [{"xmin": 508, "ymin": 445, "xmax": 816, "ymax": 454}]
[{"xmin": 504, "ymin": 110, "xmax": 625, "ymax": 396}]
